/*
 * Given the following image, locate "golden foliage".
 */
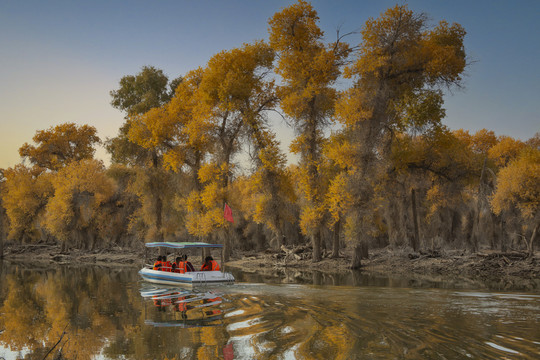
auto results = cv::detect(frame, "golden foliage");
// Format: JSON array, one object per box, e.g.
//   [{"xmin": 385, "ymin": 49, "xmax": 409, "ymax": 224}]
[
  {"xmin": 454, "ymin": 129, "xmax": 498, "ymax": 155},
  {"xmin": 268, "ymin": 1, "xmax": 349, "ymax": 246},
  {"xmin": 43, "ymin": 159, "xmax": 116, "ymax": 242},
  {"xmin": 19, "ymin": 122, "xmax": 100, "ymax": 171},
  {"xmin": 327, "ymin": 173, "xmax": 353, "ymax": 225},
  {"xmin": 1, "ymin": 165, "xmax": 53, "ymax": 241},
  {"xmin": 339, "ymin": 5, "xmax": 466, "ymax": 132},
  {"xmin": 488, "ymin": 135, "xmax": 527, "ymax": 168},
  {"xmin": 491, "ymin": 148, "xmax": 540, "ymax": 220}
]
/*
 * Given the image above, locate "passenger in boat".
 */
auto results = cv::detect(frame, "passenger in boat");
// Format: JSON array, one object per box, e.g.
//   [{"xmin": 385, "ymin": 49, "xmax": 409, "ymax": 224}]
[
  {"xmin": 183, "ymin": 254, "xmax": 195, "ymax": 272},
  {"xmin": 153, "ymin": 256, "xmax": 163, "ymax": 270},
  {"xmin": 174, "ymin": 256, "xmax": 185, "ymax": 273},
  {"xmin": 162, "ymin": 256, "xmax": 172, "ymax": 272},
  {"xmin": 201, "ymin": 256, "xmax": 220, "ymax": 271}
]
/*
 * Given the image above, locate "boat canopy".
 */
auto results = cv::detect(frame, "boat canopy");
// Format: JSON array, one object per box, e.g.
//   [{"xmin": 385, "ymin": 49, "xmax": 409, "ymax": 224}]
[{"xmin": 145, "ymin": 242, "xmax": 223, "ymax": 249}]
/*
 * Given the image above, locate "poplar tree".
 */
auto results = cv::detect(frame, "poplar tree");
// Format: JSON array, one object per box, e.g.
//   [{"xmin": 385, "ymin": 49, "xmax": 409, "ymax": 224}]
[
  {"xmin": 269, "ymin": 0, "xmax": 350, "ymax": 262},
  {"xmin": 336, "ymin": 5, "xmax": 467, "ymax": 266}
]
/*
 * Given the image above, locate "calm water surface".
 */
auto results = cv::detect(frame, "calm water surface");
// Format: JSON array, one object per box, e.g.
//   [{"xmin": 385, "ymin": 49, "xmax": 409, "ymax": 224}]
[{"xmin": 0, "ymin": 262, "xmax": 539, "ymax": 359}]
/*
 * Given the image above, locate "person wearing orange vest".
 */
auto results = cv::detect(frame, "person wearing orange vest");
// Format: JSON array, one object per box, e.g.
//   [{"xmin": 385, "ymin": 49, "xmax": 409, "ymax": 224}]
[
  {"xmin": 153, "ymin": 256, "xmax": 163, "ymax": 270},
  {"xmin": 161, "ymin": 256, "xmax": 172, "ymax": 272},
  {"xmin": 201, "ymin": 256, "xmax": 220, "ymax": 271},
  {"xmin": 183, "ymin": 254, "xmax": 195, "ymax": 272},
  {"xmin": 174, "ymin": 256, "xmax": 186, "ymax": 274}
]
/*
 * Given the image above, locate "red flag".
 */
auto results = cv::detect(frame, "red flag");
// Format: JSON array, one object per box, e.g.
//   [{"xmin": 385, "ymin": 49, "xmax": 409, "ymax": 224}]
[{"xmin": 224, "ymin": 203, "xmax": 234, "ymax": 223}]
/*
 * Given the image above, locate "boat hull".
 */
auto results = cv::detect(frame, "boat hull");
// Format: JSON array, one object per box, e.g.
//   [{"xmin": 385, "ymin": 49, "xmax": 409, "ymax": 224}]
[{"xmin": 139, "ymin": 268, "xmax": 234, "ymax": 287}]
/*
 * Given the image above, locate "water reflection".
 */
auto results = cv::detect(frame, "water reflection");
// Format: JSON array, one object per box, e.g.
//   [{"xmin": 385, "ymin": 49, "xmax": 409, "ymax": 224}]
[
  {"xmin": 228, "ymin": 265, "xmax": 540, "ymax": 292},
  {"xmin": 0, "ymin": 262, "xmax": 539, "ymax": 359},
  {"xmin": 140, "ymin": 287, "xmax": 224, "ymax": 328}
]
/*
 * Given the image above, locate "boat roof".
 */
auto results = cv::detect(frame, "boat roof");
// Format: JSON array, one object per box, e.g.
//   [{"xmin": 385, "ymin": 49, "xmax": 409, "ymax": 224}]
[{"xmin": 145, "ymin": 241, "xmax": 223, "ymax": 249}]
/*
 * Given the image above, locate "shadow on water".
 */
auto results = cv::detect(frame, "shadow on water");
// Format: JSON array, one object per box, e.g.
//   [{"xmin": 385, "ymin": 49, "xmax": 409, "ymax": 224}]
[{"xmin": 0, "ymin": 261, "xmax": 539, "ymax": 359}]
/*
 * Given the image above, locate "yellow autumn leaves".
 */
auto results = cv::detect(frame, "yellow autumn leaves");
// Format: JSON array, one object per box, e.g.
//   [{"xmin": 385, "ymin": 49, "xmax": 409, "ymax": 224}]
[{"xmin": 0, "ymin": 1, "xmax": 538, "ymax": 258}]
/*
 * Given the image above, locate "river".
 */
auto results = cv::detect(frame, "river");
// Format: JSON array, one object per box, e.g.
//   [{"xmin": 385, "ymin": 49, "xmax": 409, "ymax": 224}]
[{"xmin": 0, "ymin": 262, "xmax": 539, "ymax": 359}]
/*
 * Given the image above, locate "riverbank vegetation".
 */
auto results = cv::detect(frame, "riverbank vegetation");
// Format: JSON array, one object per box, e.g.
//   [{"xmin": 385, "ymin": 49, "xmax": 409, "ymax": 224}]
[{"xmin": 1, "ymin": 1, "xmax": 539, "ymax": 270}]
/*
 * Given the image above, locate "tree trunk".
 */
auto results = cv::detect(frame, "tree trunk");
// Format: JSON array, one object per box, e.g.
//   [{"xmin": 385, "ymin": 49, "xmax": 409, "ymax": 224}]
[
  {"xmin": 350, "ymin": 244, "xmax": 362, "ymax": 269},
  {"xmin": 528, "ymin": 223, "xmax": 539, "ymax": 258},
  {"xmin": 500, "ymin": 218, "xmax": 507, "ymax": 252},
  {"xmin": 331, "ymin": 218, "xmax": 341, "ymax": 258},
  {"xmin": 410, "ymin": 188, "xmax": 420, "ymax": 252},
  {"xmin": 360, "ymin": 240, "xmax": 369, "ymax": 259},
  {"xmin": 223, "ymin": 233, "xmax": 231, "ymax": 262},
  {"xmin": 155, "ymin": 196, "xmax": 163, "ymax": 241},
  {"xmin": 0, "ymin": 217, "xmax": 3, "ymax": 259},
  {"xmin": 312, "ymin": 231, "xmax": 321, "ymax": 262}
]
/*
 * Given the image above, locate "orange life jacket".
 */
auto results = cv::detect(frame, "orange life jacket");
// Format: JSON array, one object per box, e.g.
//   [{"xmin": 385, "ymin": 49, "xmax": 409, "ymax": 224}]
[
  {"xmin": 175, "ymin": 261, "xmax": 186, "ymax": 274},
  {"xmin": 153, "ymin": 261, "xmax": 162, "ymax": 270},
  {"xmin": 162, "ymin": 261, "xmax": 172, "ymax": 272},
  {"xmin": 201, "ymin": 260, "xmax": 220, "ymax": 271}
]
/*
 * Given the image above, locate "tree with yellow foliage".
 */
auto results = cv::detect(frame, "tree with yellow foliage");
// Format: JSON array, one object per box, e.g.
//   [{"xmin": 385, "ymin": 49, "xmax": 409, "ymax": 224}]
[
  {"xmin": 19, "ymin": 122, "xmax": 100, "ymax": 172},
  {"xmin": 3, "ymin": 124, "xmax": 103, "ymax": 245},
  {"xmin": 0, "ymin": 170, "xmax": 7, "ymax": 257},
  {"xmin": 1, "ymin": 165, "xmax": 53, "ymax": 242},
  {"xmin": 269, "ymin": 0, "xmax": 350, "ymax": 262},
  {"xmin": 491, "ymin": 147, "xmax": 540, "ymax": 256},
  {"xmin": 185, "ymin": 42, "xmax": 278, "ymax": 258},
  {"xmin": 488, "ymin": 135, "xmax": 527, "ymax": 168},
  {"xmin": 336, "ymin": 5, "xmax": 467, "ymax": 262},
  {"xmin": 43, "ymin": 159, "xmax": 116, "ymax": 250},
  {"xmin": 109, "ymin": 66, "xmax": 182, "ymax": 242},
  {"xmin": 240, "ymin": 128, "xmax": 296, "ymax": 249},
  {"xmin": 390, "ymin": 129, "xmax": 482, "ymax": 251},
  {"xmin": 126, "ymin": 69, "xmax": 210, "ymax": 178},
  {"xmin": 454, "ymin": 129, "xmax": 498, "ymax": 156}
]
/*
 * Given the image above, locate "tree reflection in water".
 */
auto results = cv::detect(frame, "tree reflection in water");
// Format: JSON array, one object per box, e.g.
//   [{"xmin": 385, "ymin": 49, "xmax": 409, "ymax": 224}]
[{"xmin": 1, "ymin": 263, "xmax": 539, "ymax": 359}]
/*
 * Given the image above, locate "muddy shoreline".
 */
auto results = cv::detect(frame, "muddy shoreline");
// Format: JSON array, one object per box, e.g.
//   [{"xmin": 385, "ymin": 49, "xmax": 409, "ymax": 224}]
[{"xmin": 2, "ymin": 243, "xmax": 539, "ymax": 292}]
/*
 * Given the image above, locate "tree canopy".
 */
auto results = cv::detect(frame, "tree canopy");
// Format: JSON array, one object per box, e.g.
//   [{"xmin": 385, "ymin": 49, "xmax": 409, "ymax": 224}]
[{"xmin": 1, "ymin": 1, "xmax": 538, "ymax": 262}]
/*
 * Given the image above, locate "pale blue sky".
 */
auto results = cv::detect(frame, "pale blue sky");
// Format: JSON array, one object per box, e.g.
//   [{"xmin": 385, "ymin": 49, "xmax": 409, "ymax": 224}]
[{"xmin": 1, "ymin": 0, "xmax": 538, "ymax": 168}]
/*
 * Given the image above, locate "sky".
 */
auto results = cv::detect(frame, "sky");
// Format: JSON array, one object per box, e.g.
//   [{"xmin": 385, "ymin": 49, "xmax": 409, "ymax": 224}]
[{"xmin": 0, "ymin": 0, "xmax": 538, "ymax": 169}]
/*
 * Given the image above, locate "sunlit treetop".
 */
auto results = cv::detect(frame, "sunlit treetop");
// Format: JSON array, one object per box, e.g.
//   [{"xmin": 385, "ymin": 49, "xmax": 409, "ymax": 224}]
[
  {"xmin": 110, "ymin": 65, "xmax": 178, "ymax": 116},
  {"xmin": 339, "ymin": 5, "xmax": 466, "ymax": 133},
  {"xmin": 488, "ymin": 135, "xmax": 527, "ymax": 168},
  {"xmin": 19, "ymin": 123, "xmax": 100, "ymax": 172},
  {"xmin": 268, "ymin": 0, "xmax": 350, "ymax": 123},
  {"xmin": 454, "ymin": 129, "xmax": 498, "ymax": 156}
]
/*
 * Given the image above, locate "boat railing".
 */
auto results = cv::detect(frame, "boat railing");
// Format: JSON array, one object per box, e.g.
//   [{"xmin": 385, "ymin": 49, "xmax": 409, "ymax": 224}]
[
  {"xmin": 195, "ymin": 272, "xmax": 207, "ymax": 286},
  {"xmin": 224, "ymin": 272, "xmax": 235, "ymax": 284}
]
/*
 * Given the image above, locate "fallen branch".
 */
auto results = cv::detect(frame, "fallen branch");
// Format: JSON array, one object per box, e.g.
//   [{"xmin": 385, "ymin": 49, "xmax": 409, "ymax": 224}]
[{"xmin": 42, "ymin": 325, "xmax": 68, "ymax": 360}]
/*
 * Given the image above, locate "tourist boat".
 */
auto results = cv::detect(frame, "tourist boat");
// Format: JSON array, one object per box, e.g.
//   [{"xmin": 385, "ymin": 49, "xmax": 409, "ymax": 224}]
[{"xmin": 139, "ymin": 242, "xmax": 235, "ymax": 287}]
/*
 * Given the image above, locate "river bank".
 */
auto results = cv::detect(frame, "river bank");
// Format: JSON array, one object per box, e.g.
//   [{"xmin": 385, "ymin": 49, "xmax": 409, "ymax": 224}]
[
  {"xmin": 2, "ymin": 242, "xmax": 539, "ymax": 291},
  {"xmin": 227, "ymin": 246, "xmax": 540, "ymax": 292}
]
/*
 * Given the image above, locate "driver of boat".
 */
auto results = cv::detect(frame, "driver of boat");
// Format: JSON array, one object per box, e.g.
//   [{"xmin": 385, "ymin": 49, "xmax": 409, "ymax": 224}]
[{"xmin": 201, "ymin": 256, "xmax": 220, "ymax": 271}]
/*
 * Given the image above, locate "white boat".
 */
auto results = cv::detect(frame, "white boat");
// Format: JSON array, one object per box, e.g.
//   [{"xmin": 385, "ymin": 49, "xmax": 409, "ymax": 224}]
[{"xmin": 139, "ymin": 242, "xmax": 235, "ymax": 287}]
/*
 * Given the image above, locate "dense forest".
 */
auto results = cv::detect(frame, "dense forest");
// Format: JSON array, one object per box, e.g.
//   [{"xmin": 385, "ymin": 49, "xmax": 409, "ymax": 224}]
[{"xmin": 1, "ymin": 2, "xmax": 538, "ymax": 268}]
